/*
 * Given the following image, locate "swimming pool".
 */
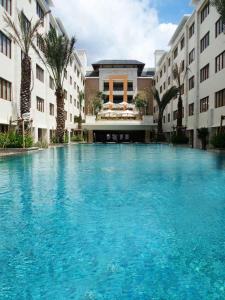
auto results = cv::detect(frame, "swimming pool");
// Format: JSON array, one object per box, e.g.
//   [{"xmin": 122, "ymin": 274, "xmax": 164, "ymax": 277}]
[{"xmin": 0, "ymin": 144, "xmax": 225, "ymax": 299}]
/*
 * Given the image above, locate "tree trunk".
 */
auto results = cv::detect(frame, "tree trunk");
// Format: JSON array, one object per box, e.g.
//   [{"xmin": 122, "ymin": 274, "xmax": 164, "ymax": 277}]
[
  {"xmin": 78, "ymin": 112, "xmax": 82, "ymax": 130},
  {"xmin": 56, "ymin": 88, "xmax": 65, "ymax": 143},
  {"xmin": 157, "ymin": 110, "xmax": 164, "ymax": 141},
  {"xmin": 20, "ymin": 55, "xmax": 31, "ymax": 116},
  {"xmin": 177, "ymin": 94, "xmax": 183, "ymax": 135}
]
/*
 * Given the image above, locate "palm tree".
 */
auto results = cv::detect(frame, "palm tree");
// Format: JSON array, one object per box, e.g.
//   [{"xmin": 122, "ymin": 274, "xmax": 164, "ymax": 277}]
[
  {"xmin": 38, "ymin": 28, "xmax": 76, "ymax": 143},
  {"xmin": 152, "ymin": 86, "xmax": 178, "ymax": 141},
  {"xmin": 4, "ymin": 11, "xmax": 48, "ymax": 117},
  {"xmin": 134, "ymin": 93, "xmax": 147, "ymax": 117},
  {"xmin": 172, "ymin": 62, "xmax": 188, "ymax": 136},
  {"xmin": 93, "ymin": 92, "xmax": 104, "ymax": 118},
  {"xmin": 211, "ymin": 1, "xmax": 225, "ymax": 27},
  {"xmin": 78, "ymin": 91, "xmax": 84, "ymax": 129}
]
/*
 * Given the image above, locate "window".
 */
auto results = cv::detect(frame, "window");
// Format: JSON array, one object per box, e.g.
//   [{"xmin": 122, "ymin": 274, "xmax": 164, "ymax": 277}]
[
  {"xmin": 0, "ymin": 0, "xmax": 12, "ymax": 15},
  {"xmin": 70, "ymin": 76, "xmax": 72, "ymax": 85},
  {"xmin": 201, "ymin": 1, "xmax": 209, "ymax": 23},
  {"xmin": 200, "ymin": 32, "xmax": 209, "ymax": 53},
  {"xmin": 21, "ymin": 12, "xmax": 31, "ymax": 33},
  {"xmin": 49, "ymin": 103, "xmax": 54, "ymax": 116},
  {"xmin": 189, "ymin": 48, "xmax": 195, "ymax": 65},
  {"xmin": 168, "ymin": 76, "xmax": 171, "ymax": 85},
  {"xmin": 168, "ymin": 113, "xmax": 170, "ymax": 122},
  {"xmin": 160, "ymin": 86, "xmax": 162, "ymax": 93},
  {"xmin": 128, "ymin": 81, "xmax": 133, "ymax": 91},
  {"xmin": 0, "ymin": 31, "xmax": 11, "ymax": 58},
  {"xmin": 181, "ymin": 60, "xmax": 185, "ymax": 72},
  {"xmin": 160, "ymin": 70, "xmax": 162, "ymax": 78},
  {"xmin": 64, "ymin": 89, "xmax": 67, "ymax": 100},
  {"xmin": 215, "ymin": 89, "xmax": 225, "ymax": 108},
  {"xmin": 37, "ymin": 97, "xmax": 44, "ymax": 112},
  {"xmin": 200, "ymin": 96, "xmax": 209, "ymax": 112},
  {"xmin": 77, "ymin": 70, "xmax": 80, "ymax": 78},
  {"xmin": 163, "ymin": 82, "xmax": 166, "ymax": 90},
  {"xmin": 64, "ymin": 69, "xmax": 67, "ymax": 79},
  {"xmin": 49, "ymin": 76, "xmax": 54, "ymax": 90},
  {"xmin": 173, "ymin": 110, "xmax": 177, "ymax": 120},
  {"xmin": 200, "ymin": 64, "xmax": 209, "ymax": 82},
  {"xmin": 215, "ymin": 50, "xmax": 225, "ymax": 73},
  {"xmin": 168, "ymin": 57, "xmax": 171, "ymax": 66},
  {"xmin": 189, "ymin": 22, "xmax": 195, "ymax": 39},
  {"xmin": 70, "ymin": 95, "xmax": 72, "ymax": 103},
  {"xmin": 37, "ymin": 34, "xmax": 44, "ymax": 51},
  {"xmin": 215, "ymin": 17, "xmax": 224, "ymax": 38},
  {"xmin": 36, "ymin": 1, "xmax": 44, "ymax": 19},
  {"xmin": 180, "ymin": 37, "xmax": 185, "ymax": 50},
  {"xmin": 113, "ymin": 82, "xmax": 123, "ymax": 91},
  {"xmin": 0, "ymin": 77, "xmax": 11, "ymax": 101},
  {"xmin": 189, "ymin": 76, "xmax": 195, "ymax": 90},
  {"xmin": 174, "ymin": 47, "xmax": 178, "ymax": 59},
  {"xmin": 189, "ymin": 103, "xmax": 194, "ymax": 116},
  {"xmin": 104, "ymin": 82, "xmax": 109, "ymax": 91},
  {"xmin": 36, "ymin": 65, "xmax": 44, "ymax": 82}
]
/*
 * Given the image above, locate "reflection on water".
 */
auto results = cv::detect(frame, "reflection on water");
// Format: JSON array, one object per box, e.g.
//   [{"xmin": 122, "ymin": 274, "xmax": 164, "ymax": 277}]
[{"xmin": 215, "ymin": 153, "xmax": 225, "ymax": 170}]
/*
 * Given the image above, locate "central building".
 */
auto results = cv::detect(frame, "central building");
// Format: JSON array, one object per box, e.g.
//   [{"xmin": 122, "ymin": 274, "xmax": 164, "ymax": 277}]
[{"xmin": 84, "ymin": 60, "xmax": 156, "ymax": 143}]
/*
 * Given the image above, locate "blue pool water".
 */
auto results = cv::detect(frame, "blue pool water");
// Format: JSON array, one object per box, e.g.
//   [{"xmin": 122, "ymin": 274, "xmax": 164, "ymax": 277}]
[{"xmin": 0, "ymin": 144, "xmax": 225, "ymax": 300}]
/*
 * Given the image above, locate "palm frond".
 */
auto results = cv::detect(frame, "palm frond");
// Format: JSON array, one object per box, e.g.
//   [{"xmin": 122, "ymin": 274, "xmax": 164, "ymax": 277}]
[
  {"xmin": 151, "ymin": 87, "xmax": 161, "ymax": 106},
  {"xmin": 161, "ymin": 86, "xmax": 178, "ymax": 110},
  {"xmin": 211, "ymin": 0, "xmax": 225, "ymax": 23}
]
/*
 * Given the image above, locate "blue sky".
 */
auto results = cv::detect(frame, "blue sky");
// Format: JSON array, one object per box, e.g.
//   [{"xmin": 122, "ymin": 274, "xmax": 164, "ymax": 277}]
[
  {"xmin": 54, "ymin": 0, "xmax": 194, "ymax": 66},
  {"xmin": 151, "ymin": 0, "xmax": 194, "ymax": 23}
]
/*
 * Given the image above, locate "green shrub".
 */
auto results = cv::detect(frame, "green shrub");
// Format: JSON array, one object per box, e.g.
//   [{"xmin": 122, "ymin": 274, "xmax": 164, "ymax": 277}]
[
  {"xmin": 71, "ymin": 135, "xmax": 83, "ymax": 142},
  {"xmin": 210, "ymin": 132, "xmax": 225, "ymax": 149},
  {"xmin": 171, "ymin": 133, "xmax": 189, "ymax": 144},
  {"xmin": 0, "ymin": 132, "xmax": 33, "ymax": 148},
  {"xmin": 0, "ymin": 133, "xmax": 9, "ymax": 148}
]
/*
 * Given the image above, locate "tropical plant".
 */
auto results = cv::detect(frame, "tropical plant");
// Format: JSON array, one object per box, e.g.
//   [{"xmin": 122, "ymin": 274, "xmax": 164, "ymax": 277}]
[
  {"xmin": 93, "ymin": 92, "xmax": 104, "ymax": 117},
  {"xmin": 134, "ymin": 92, "xmax": 147, "ymax": 117},
  {"xmin": 211, "ymin": 0, "xmax": 225, "ymax": 27},
  {"xmin": 4, "ymin": 11, "xmax": 48, "ymax": 117},
  {"xmin": 152, "ymin": 86, "xmax": 178, "ymax": 141},
  {"xmin": 210, "ymin": 132, "xmax": 225, "ymax": 149},
  {"xmin": 197, "ymin": 128, "xmax": 209, "ymax": 150},
  {"xmin": 0, "ymin": 132, "xmax": 33, "ymax": 148},
  {"xmin": 37, "ymin": 28, "xmax": 76, "ymax": 143},
  {"xmin": 78, "ymin": 91, "xmax": 84, "ymax": 129},
  {"xmin": 172, "ymin": 62, "xmax": 188, "ymax": 136}
]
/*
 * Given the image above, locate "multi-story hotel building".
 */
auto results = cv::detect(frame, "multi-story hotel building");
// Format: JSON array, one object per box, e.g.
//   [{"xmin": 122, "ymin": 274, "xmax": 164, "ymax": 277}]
[
  {"xmin": 154, "ymin": 0, "xmax": 225, "ymax": 147},
  {"xmin": 0, "ymin": 0, "xmax": 86, "ymax": 143},
  {"xmin": 84, "ymin": 60, "xmax": 156, "ymax": 143}
]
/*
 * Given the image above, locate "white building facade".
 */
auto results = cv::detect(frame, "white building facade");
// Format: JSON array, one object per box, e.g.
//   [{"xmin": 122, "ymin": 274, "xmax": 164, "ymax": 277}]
[
  {"xmin": 154, "ymin": 0, "xmax": 225, "ymax": 147},
  {"xmin": 0, "ymin": 0, "xmax": 86, "ymax": 143}
]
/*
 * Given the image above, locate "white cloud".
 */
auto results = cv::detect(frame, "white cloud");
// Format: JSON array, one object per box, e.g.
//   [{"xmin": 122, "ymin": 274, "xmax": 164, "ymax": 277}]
[{"xmin": 52, "ymin": 0, "xmax": 177, "ymax": 67}]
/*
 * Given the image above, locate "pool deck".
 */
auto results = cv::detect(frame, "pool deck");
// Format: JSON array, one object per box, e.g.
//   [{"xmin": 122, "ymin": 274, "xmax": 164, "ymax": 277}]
[{"xmin": 0, "ymin": 147, "xmax": 39, "ymax": 157}]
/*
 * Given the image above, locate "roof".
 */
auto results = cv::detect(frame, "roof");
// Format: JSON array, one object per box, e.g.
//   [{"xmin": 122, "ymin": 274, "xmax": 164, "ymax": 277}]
[
  {"xmin": 92, "ymin": 60, "xmax": 145, "ymax": 76},
  {"xmin": 92, "ymin": 59, "xmax": 145, "ymax": 65},
  {"xmin": 168, "ymin": 15, "xmax": 190, "ymax": 46}
]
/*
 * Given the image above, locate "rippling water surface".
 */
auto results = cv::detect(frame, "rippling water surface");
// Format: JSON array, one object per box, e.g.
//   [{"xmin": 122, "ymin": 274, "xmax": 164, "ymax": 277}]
[{"xmin": 0, "ymin": 144, "xmax": 225, "ymax": 299}]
